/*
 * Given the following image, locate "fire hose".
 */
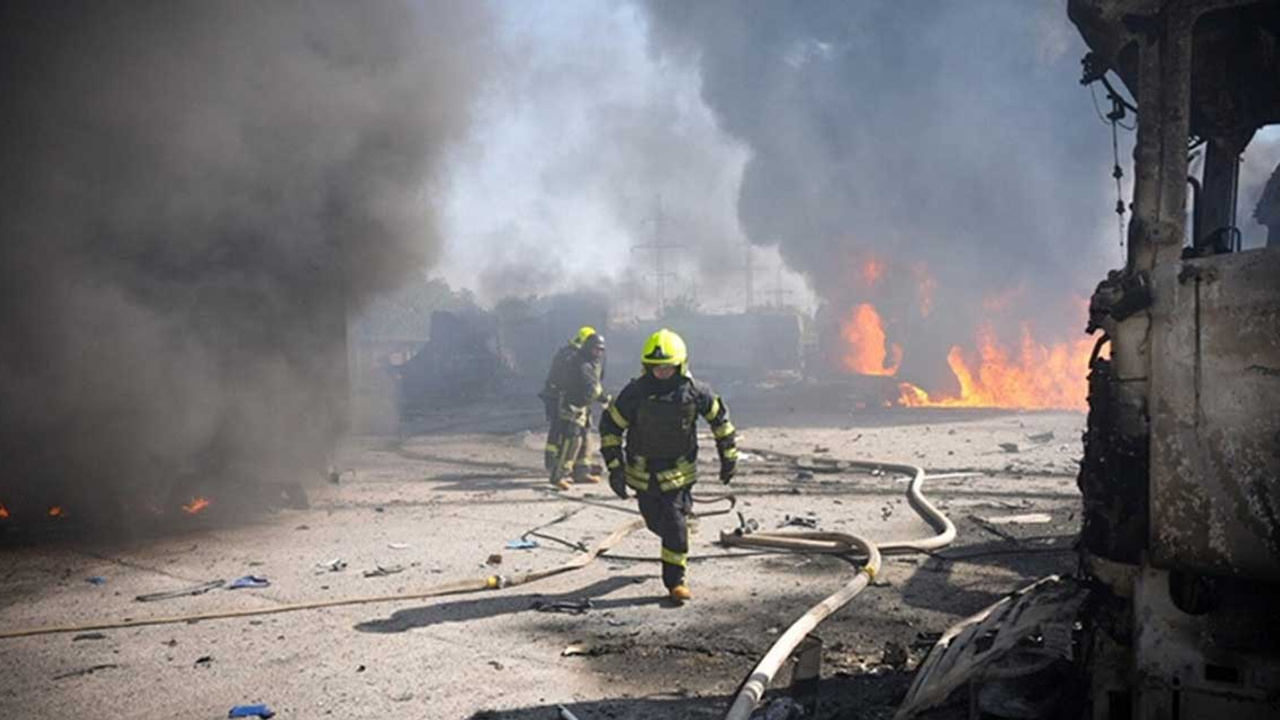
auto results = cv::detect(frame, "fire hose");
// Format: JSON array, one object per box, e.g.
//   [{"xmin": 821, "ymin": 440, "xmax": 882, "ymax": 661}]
[{"xmin": 717, "ymin": 451, "xmax": 956, "ymax": 720}]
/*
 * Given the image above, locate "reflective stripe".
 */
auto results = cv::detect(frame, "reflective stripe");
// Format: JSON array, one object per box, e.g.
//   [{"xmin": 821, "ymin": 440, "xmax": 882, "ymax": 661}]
[
  {"xmin": 654, "ymin": 458, "xmax": 697, "ymax": 492},
  {"xmin": 704, "ymin": 397, "xmax": 721, "ymax": 420},
  {"xmin": 713, "ymin": 420, "xmax": 736, "ymax": 439},
  {"xmin": 661, "ymin": 547, "xmax": 688, "ymax": 567},
  {"xmin": 544, "ymin": 443, "xmax": 558, "ymax": 452},
  {"xmin": 722, "ymin": 446, "xmax": 739, "ymax": 461},
  {"xmin": 600, "ymin": 434, "xmax": 622, "ymax": 448},
  {"xmin": 607, "ymin": 404, "xmax": 630, "ymax": 429},
  {"xmin": 607, "ymin": 458, "xmax": 621, "ymax": 470}
]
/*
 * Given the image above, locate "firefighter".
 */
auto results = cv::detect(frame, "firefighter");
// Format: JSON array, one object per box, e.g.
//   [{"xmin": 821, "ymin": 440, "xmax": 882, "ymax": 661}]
[
  {"xmin": 599, "ymin": 328, "xmax": 737, "ymax": 603},
  {"xmin": 549, "ymin": 331, "xmax": 610, "ymax": 490},
  {"xmin": 540, "ymin": 326, "xmax": 597, "ymax": 471}
]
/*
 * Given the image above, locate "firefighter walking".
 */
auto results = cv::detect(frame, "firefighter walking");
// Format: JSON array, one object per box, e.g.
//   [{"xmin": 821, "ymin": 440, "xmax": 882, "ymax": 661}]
[
  {"xmin": 599, "ymin": 329, "xmax": 737, "ymax": 603},
  {"xmin": 549, "ymin": 330, "xmax": 609, "ymax": 490},
  {"xmin": 540, "ymin": 326, "xmax": 598, "ymax": 472}
]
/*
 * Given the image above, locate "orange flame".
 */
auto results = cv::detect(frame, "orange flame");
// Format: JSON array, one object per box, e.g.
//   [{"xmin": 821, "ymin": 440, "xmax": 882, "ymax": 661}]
[
  {"xmin": 48, "ymin": 505, "xmax": 65, "ymax": 518},
  {"xmin": 0, "ymin": 502, "xmax": 9, "ymax": 520},
  {"xmin": 899, "ymin": 324, "xmax": 1094, "ymax": 410},
  {"xmin": 841, "ymin": 303, "xmax": 902, "ymax": 376},
  {"xmin": 182, "ymin": 497, "xmax": 211, "ymax": 515}
]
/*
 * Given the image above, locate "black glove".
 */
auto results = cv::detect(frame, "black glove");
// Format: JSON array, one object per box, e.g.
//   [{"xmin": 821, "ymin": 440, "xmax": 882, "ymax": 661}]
[
  {"xmin": 719, "ymin": 459, "xmax": 737, "ymax": 484},
  {"xmin": 609, "ymin": 469, "xmax": 628, "ymax": 499}
]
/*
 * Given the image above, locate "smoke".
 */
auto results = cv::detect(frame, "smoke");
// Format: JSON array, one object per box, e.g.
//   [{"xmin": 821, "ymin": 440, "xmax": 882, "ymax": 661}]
[
  {"xmin": 640, "ymin": 1, "xmax": 1120, "ymax": 387},
  {"xmin": 0, "ymin": 2, "xmax": 489, "ymax": 517},
  {"xmin": 440, "ymin": 0, "xmax": 804, "ymax": 313}
]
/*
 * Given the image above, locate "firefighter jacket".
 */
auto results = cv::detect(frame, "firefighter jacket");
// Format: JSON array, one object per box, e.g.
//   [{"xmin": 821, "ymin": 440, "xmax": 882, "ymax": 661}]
[
  {"xmin": 559, "ymin": 353, "xmax": 606, "ymax": 428},
  {"xmin": 540, "ymin": 343, "xmax": 578, "ymax": 402},
  {"xmin": 599, "ymin": 372, "xmax": 737, "ymax": 493}
]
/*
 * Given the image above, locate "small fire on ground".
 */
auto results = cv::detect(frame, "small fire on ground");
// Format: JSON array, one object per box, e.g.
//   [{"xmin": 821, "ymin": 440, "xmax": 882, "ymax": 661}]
[
  {"xmin": 0, "ymin": 502, "xmax": 9, "ymax": 520},
  {"xmin": 47, "ymin": 505, "xmax": 65, "ymax": 518},
  {"xmin": 182, "ymin": 497, "xmax": 212, "ymax": 515}
]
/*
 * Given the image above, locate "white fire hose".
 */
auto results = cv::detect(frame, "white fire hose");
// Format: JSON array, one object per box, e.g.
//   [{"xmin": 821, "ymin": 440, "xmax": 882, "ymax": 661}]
[{"xmin": 720, "ymin": 454, "xmax": 957, "ymax": 720}]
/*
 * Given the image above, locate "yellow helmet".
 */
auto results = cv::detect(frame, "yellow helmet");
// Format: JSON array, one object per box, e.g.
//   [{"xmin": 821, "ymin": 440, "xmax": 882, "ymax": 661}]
[
  {"xmin": 571, "ymin": 325, "xmax": 597, "ymax": 348},
  {"xmin": 641, "ymin": 328, "xmax": 687, "ymax": 367}
]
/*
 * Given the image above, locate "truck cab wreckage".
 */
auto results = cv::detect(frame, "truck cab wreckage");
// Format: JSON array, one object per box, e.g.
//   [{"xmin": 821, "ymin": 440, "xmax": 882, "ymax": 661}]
[{"xmin": 899, "ymin": 2, "xmax": 1280, "ymax": 717}]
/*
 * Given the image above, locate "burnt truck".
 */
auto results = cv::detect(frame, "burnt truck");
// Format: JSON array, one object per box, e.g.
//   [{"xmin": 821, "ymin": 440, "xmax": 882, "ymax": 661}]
[{"xmin": 899, "ymin": 2, "xmax": 1280, "ymax": 718}]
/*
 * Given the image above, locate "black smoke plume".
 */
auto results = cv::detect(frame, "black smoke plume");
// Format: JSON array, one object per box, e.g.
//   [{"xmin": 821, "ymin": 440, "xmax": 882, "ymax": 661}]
[
  {"xmin": 641, "ymin": 1, "xmax": 1119, "ymax": 389},
  {"xmin": 0, "ymin": 2, "xmax": 489, "ymax": 521}
]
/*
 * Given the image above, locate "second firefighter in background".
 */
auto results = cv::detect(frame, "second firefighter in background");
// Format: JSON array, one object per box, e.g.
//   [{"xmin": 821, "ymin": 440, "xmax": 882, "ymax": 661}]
[
  {"xmin": 549, "ymin": 330, "xmax": 609, "ymax": 490},
  {"xmin": 599, "ymin": 328, "xmax": 737, "ymax": 603}
]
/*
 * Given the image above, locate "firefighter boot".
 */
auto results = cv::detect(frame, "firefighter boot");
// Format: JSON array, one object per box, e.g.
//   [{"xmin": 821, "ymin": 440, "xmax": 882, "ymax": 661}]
[
  {"xmin": 669, "ymin": 584, "xmax": 692, "ymax": 603},
  {"xmin": 572, "ymin": 465, "xmax": 603, "ymax": 484}
]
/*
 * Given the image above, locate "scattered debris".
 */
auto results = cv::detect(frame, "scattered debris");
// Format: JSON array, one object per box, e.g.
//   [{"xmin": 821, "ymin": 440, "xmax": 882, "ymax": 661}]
[
  {"xmin": 883, "ymin": 641, "xmax": 909, "ymax": 668},
  {"xmin": 86, "ymin": 576, "xmax": 106, "ymax": 586},
  {"xmin": 488, "ymin": 660, "xmax": 504, "ymax": 671},
  {"xmin": 228, "ymin": 704, "xmax": 275, "ymax": 719},
  {"xmin": 228, "ymin": 575, "xmax": 270, "ymax": 590},
  {"xmin": 561, "ymin": 643, "xmax": 600, "ymax": 657},
  {"xmin": 315, "ymin": 558, "xmax": 347, "ymax": 573},
  {"xmin": 362, "ymin": 564, "xmax": 405, "ymax": 578},
  {"xmin": 969, "ymin": 516, "xmax": 1019, "ymax": 544},
  {"xmin": 53, "ymin": 664, "xmax": 119, "ymax": 680},
  {"xmin": 72, "ymin": 632, "xmax": 106, "ymax": 642},
  {"xmin": 979, "ymin": 513, "xmax": 1052, "ymax": 525},
  {"xmin": 136, "ymin": 580, "xmax": 225, "ymax": 602},
  {"xmin": 294, "ymin": 525, "xmax": 310, "ymax": 531},
  {"xmin": 486, "ymin": 554, "xmax": 503, "ymax": 566},
  {"xmin": 793, "ymin": 470, "xmax": 815, "ymax": 482},
  {"xmin": 356, "ymin": 664, "xmax": 366, "ymax": 673},
  {"xmin": 812, "ymin": 445, "xmax": 830, "ymax": 454},
  {"xmin": 194, "ymin": 655, "xmax": 213, "ymax": 668},
  {"xmin": 558, "ymin": 705, "xmax": 582, "ymax": 720},
  {"xmin": 1026, "ymin": 431, "xmax": 1055, "ymax": 443},
  {"xmin": 998, "ymin": 442, "xmax": 1020, "ymax": 453},
  {"xmin": 733, "ymin": 512, "xmax": 760, "ymax": 536},
  {"xmin": 779, "ymin": 514, "xmax": 818, "ymax": 529},
  {"xmin": 387, "ymin": 542, "xmax": 411, "ymax": 550},
  {"xmin": 505, "ymin": 538, "xmax": 539, "ymax": 550},
  {"xmin": 532, "ymin": 598, "xmax": 593, "ymax": 615}
]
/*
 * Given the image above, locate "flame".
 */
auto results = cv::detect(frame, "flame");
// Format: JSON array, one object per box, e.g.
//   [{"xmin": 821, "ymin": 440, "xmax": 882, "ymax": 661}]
[
  {"xmin": 899, "ymin": 324, "xmax": 1095, "ymax": 410},
  {"xmin": 182, "ymin": 497, "xmax": 211, "ymax": 515},
  {"xmin": 841, "ymin": 303, "xmax": 901, "ymax": 376},
  {"xmin": 0, "ymin": 502, "xmax": 9, "ymax": 520},
  {"xmin": 48, "ymin": 505, "xmax": 65, "ymax": 518}
]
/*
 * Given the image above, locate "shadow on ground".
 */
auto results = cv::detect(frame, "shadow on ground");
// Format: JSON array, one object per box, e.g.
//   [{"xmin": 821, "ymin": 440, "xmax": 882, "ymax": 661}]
[{"xmin": 469, "ymin": 669, "xmax": 914, "ymax": 720}]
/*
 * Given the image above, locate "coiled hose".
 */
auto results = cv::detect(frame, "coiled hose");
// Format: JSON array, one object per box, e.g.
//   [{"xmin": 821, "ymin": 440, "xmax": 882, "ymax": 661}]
[{"xmin": 720, "ymin": 452, "xmax": 955, "ymax": 720}]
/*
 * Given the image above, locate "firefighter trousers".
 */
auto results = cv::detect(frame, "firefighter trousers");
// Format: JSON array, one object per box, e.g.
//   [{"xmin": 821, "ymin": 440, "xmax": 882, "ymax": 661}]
[{"xmin": 637, "ymin": 486, "xmax": 693, "ymax": 589}]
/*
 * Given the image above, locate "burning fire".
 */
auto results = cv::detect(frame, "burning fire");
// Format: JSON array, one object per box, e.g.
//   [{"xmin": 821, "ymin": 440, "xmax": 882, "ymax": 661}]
[
  {"xmin": 48, "ymin": 505, "xmax": 65, "ymax": 518},
  {"xmin": 182, "ymin": 497, "xmax": 211, "ymax": 515},
  {"xmin": 899, "ymin": 324, "xmax": 1095, "ymax": 410},
  {"xmin": 0, "ymin": 502, "xmax": 9, "ymax": 520},
  {"xmin": 841, "ymin": 303, "xmax": 901, "ymax": 376}
]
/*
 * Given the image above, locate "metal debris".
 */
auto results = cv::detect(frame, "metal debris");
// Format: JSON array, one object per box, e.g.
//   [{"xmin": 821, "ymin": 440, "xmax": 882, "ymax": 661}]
[
  {"xmin": 532, "ymin": 598, "xmax": 593, "ymax": 615},
  {"xmin": 136, "ymin": 580, "xmax": 225, "ymax": 602}
]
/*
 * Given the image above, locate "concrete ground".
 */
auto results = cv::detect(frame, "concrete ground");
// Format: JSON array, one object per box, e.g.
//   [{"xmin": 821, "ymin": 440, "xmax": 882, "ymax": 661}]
[{"xmin": 0, "ymin": 400, "xmax": 1084, "ymax": 719}]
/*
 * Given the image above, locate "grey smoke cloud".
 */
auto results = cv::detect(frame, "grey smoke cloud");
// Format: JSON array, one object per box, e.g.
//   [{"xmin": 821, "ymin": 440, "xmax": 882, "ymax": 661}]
[
  {"xmin": 640, "ymin": 1, "xmax": 1122, "ymax": 385},
  {"xmin": 0, "ymin": 2, "xmax": 489, "ymax": 519}
]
